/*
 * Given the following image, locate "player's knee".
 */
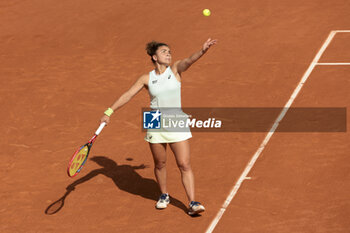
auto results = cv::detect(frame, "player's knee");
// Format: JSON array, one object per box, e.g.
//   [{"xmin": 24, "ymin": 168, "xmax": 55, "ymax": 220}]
[
  {"xmin": 155, "ymin": 160, "xmax": 166, "ymax": 169},
  {"xmin": 177, "ymin": 161, "xmax": 191, "ymax": 172}
]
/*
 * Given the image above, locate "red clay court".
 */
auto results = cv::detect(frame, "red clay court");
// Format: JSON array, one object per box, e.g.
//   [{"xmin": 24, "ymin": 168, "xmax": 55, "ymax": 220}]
[{"xmin": 1, "ymin": 1, "xmax": 349, "ymax": 232}]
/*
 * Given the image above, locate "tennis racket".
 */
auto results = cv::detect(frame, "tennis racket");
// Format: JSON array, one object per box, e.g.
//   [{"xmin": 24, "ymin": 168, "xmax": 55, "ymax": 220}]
[{"xmin": 67, "ymin": 122, "xmax": 106, "ymax": 177}]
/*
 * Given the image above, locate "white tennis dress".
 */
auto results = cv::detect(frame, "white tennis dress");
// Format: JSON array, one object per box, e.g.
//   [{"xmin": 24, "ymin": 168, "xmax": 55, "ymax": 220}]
[{"xmin": 144, "ymin": 66, "xmax": 192, "ymax": 143}]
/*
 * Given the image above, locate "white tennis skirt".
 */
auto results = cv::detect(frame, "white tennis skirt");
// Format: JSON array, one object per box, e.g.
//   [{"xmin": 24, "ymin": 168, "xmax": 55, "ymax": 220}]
[
  {"xmin": 144, "ymin": 131, "xmax": 192, "ymax": 143},
  {"xmin": 144, "ymin": 108, "xmax": 192, "ymax": 143}
]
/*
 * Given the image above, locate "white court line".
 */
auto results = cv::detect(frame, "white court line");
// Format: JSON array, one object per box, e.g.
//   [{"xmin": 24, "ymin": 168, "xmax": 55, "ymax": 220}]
[
  {"xmin": 317, "ymin": 63, "xmax": 350, "ymax": 65},
  {"xmin": 205, "ymin": 30, "xmax": 342, "ymax": 233},
  {"xmin": 334, "ymin": 30, "xmax": 350, "ymax": 33}
]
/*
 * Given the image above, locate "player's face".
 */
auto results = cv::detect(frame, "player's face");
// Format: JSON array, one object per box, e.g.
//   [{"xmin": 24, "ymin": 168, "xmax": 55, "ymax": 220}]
[{"xmin": 154, "ymin": 46, "xmax": 172, "ymax": 65}]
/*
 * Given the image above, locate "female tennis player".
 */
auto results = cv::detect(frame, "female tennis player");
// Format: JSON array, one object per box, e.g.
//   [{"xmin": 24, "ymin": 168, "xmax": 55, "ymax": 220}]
[{"xmin": 100, "ymin": 38, "xmax": 217, "ymax": 215}]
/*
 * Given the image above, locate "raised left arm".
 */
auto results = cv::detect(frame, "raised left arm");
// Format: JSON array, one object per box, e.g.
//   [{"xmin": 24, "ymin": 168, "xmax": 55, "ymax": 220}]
[{"xmin": 174, "ymin": 38, "xmax": 217, "ymax": 74}]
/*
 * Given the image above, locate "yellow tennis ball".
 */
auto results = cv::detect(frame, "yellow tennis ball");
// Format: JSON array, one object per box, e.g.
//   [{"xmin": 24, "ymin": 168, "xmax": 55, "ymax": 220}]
[{"xmin": 203, "ymin": 9, "xmax": 211, "ymax": 17}]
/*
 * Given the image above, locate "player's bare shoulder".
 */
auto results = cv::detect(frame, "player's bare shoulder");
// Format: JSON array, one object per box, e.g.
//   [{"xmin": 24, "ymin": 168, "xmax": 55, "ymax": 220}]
[
  {"xmin": 139, "ymin": 73, "xmax": 150, "ymax": 87},
  {"xmin": 171, "ymin": 61, "xmax": 181, "ymax": 75},
  {"xmin": 171, "ymin": 61, "xmax": 182, "ymax": 82}
]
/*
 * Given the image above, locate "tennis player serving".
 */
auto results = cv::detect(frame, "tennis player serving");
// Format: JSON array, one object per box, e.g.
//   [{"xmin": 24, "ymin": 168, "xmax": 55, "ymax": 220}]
[{"xmin": 100, "ymin": 38, "xmax": 217, "ymax": 215}]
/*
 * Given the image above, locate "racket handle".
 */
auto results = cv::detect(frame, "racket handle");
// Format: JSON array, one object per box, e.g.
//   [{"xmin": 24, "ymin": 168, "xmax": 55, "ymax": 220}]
[{"xmin": 95, "ymin": 122, "xmax": 106, "ymax": 135}]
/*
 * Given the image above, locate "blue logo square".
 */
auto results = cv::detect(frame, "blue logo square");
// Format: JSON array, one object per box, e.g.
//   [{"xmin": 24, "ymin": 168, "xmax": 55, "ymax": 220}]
[{"xmin": 143, "ymin": 110, "xmax": 161, "ymax": 129}]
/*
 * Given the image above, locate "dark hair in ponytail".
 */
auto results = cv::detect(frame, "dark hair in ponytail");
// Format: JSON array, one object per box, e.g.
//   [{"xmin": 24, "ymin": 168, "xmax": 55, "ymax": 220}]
[{"xmin": 146, "ymin": 41, "xmax": 169, "ymax": 63}]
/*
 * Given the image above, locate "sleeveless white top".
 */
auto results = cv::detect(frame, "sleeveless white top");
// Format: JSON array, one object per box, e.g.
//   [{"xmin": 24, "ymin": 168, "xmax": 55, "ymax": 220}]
[
  {"xmin": 145, "ymin": 66, "xmax": 192, "ymax": 143},
  {"xmin": 148, "ymin": 66, "xmax": 181, "ymax": 109}
]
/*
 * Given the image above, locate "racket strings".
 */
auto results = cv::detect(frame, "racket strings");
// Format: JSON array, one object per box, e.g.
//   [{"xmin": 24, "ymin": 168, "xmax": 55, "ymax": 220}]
[
  {"xmin": 68, "ymin": 145, "xmax": 89, "ymax": 176},
  {"xmin": 68, "ymin": 133, "xmax": 100, "ymax": 177}
]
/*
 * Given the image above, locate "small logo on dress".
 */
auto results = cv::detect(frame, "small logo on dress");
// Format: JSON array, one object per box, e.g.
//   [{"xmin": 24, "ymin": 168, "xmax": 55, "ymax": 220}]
[
  {"xmin": 152, "ymin": 80, "xmax": 158, "ymax": 84},
  {"xmin": 143, "ymin": 110, "xmax": 162, "ymax": 129},
  {"xmin": 168, "ymin": 75, "xmax": 171, "ymax": 79}
]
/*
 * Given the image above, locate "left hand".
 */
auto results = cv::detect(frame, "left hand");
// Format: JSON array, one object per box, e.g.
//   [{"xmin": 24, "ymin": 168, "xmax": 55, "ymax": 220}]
[{"xmin": 202, "ymin": 38, "xmax": 217, "ymax": 53}]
